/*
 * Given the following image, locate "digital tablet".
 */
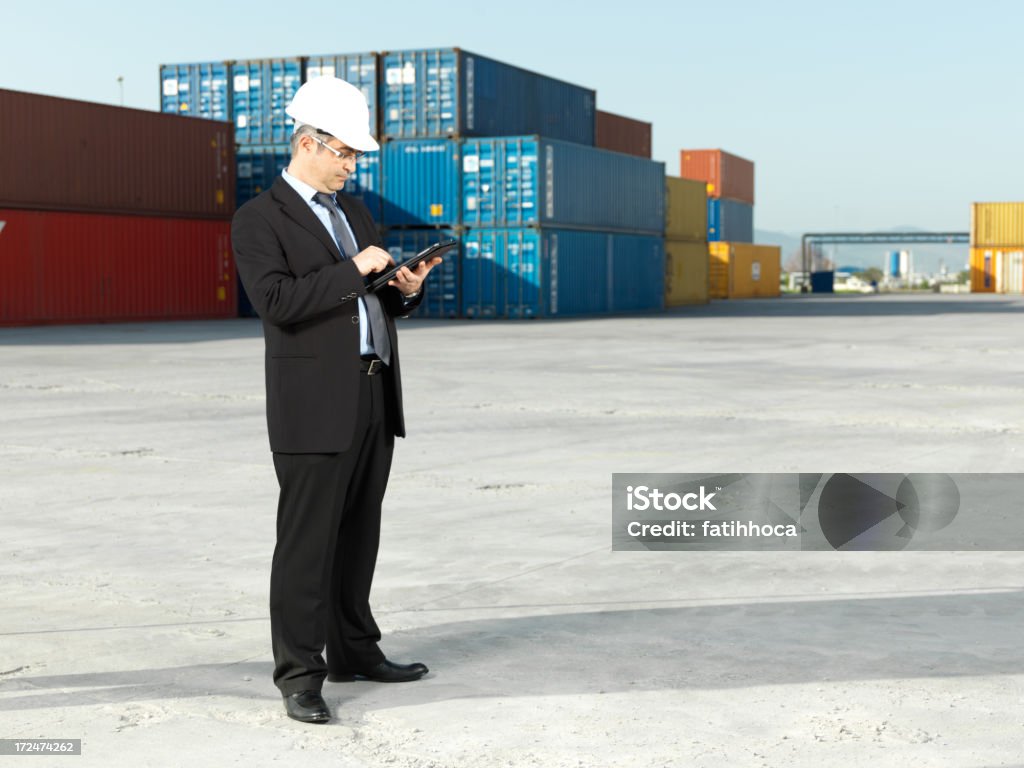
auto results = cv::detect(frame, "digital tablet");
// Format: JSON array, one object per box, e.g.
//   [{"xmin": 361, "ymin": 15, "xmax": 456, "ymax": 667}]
[{"xmin": 366, "ymin": 239, "xmax": 458, "ymax": 292}]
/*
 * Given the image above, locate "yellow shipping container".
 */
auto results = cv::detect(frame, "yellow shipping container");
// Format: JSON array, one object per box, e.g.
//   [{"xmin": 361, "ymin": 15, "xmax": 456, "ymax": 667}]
[
  {"xmin": 969, "ymin": 247, "xmax": 1024, "ymax": 294},
  {"xmin": 665, "ymin": 240, "xmax": 709, "ymax": 306},
  {"xmin": 708, "ymin": 242, "xmax": 781, "ymax": 299},
  {"xmin": 665, "ymin": 176, "xmax": 707, "ymax": 241},
  {"xmin": 971, "ymin": 202, "xmax": 1024, "ymax": 247}
]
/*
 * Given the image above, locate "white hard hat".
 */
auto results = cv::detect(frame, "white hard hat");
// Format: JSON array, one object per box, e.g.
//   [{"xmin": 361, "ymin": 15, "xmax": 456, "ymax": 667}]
[{"xmin": 286, "ymin": 76, "xmax": 379, "ymax": 152}]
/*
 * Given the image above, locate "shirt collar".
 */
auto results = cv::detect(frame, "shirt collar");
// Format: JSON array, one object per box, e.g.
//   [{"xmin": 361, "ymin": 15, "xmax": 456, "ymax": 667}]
[{"xmin": 281, "ymin": 168, "xmax": 331, "ymax": 205}]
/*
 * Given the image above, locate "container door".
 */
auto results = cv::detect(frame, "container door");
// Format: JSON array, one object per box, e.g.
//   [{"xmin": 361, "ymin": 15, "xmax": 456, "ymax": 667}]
[
  {"xmin": 462, "ymin": 230, "xmax": 501, "ymax": 318},
  {"xmin": 507, "ymin": 229, "xmax": 542, "ymax": 317},
  {"xmin": 1004, "ymin": 250, "xmax": 1024, "ymax": 294},
  {"xmin": 505, "ymin": 138, "xmax": 539, "ymax": 227},
  {"xmin": 462, "ymin": 139, "xmax": 499, "ymax": 227}
]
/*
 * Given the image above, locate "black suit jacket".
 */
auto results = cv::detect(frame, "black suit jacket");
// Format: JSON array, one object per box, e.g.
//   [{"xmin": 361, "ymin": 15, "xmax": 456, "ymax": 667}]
[{"xmin": 232, "ymin": 176, "xmax": 421, "ymax": 453}]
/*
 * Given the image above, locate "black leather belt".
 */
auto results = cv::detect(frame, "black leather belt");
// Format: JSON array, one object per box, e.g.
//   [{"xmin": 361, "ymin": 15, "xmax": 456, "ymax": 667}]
[{"xmin": 360, "ymin": 357, "xmax": 386, "ymax": 375}]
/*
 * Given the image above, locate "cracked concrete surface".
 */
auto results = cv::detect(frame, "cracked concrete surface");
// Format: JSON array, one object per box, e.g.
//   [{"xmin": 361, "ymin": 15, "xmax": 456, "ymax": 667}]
[{"xmin": 1, "ymin": 293, "xmax": 1022, "ymax": 767}]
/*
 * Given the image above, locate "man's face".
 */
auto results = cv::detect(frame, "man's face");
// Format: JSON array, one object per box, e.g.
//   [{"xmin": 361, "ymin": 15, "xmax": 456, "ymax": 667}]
[{"xmin": 303, "ymin": 134, "xmax": 360, "ymax": 193}]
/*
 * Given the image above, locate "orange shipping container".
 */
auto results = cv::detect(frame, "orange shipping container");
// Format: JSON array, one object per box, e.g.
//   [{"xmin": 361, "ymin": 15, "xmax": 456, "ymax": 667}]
[
  {"xmin": 595, "ymin": 110, "xmax": 652, "ymax": 158},
  {"xmin": 680, "ymin": 149, "xmax": 754, "ymax": 205},
  {"xmin": 708, "ymin": 242, "xmax": 780, "ymax": 299},
  {"xmin": 970, "ymin": 202, "xmax": 1024, "ymax": 247}
]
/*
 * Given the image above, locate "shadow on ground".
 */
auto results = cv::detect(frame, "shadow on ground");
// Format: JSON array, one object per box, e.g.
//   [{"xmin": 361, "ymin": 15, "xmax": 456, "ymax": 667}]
[{"xmin": 2, "ymin": 589, "xmax": 1019, "ymax": 711}]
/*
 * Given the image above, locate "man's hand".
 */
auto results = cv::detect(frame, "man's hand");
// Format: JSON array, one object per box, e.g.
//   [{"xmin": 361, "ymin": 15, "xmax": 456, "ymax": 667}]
[
  {"xmin": 351, "ymin": 246, "xmax": 395, "ymax": 277},
  {"xmin": 389, "ymin": 256, "xmax": 443, "ymax": 297}
]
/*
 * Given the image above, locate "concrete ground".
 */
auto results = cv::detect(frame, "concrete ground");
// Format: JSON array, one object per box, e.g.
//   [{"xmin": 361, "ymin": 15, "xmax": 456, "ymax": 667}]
[{"xmin": 1, "ymin": 293, "xmax": 1022, "ymax": 767}]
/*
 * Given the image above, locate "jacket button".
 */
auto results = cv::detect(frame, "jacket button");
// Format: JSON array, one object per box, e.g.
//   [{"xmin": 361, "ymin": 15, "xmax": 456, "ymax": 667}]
[{"xmin": 351, "ymin": 316, "xmax": 359, "ymax": 325}]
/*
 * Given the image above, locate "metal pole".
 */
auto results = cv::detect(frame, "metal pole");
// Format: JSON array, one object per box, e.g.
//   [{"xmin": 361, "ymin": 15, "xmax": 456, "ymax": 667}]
[{"xmin": 801, "ymin": 234, "xmax": 808, "ymax": 293}]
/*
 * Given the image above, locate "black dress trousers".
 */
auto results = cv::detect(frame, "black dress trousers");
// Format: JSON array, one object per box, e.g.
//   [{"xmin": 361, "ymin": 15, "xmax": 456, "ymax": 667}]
[{"xmin": 269, "ymin": 369, "xmax": 395, "ymax": 696}]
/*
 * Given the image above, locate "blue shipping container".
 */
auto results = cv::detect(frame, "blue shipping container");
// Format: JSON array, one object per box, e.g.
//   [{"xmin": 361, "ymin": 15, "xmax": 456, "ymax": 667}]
[
  {"xmin": 236, "ymin": 145, "xmax": 290, "ymax": 206},
  {"xmin": 231, "ymin": 58, "xmax": 303, "ymax": 144},
  {"xmin": 381, "ymin": 48, "xmax": 595, "ymax": 145},
  {"xmin": 464, "ymin": 137, "xmax": 664, "ymax": 232},
  {"xmin": 384, "ymin": 229, "xmax": 461, "ymax": 318},
  {"xmin": 461, "ymin": 228, "xmax": 664, "ymax": 318},
  {"xmin": 160, "ymin": 62, "xmax": 231, "ymax": 122},
  {"xmin": 707, "ymin": 198, "xmax": 754, "ymax": 243},
  {"xmin": 162, "ymin": 53, "xmax": 380, "ymax": 145},
  {"xmin": 382, "ymin": 136, "xmax": 664, "ymax": 232},
  {"xmin": 381, "ymin": 139, "xmax": 461, "ymax": 227},
  {"xmin": 810, "ymin": 271, "xmax": 835, "ymax": 293},
  {"xmin": 305, "ymin": 53, "xmax": 379, "ymax": 136}
]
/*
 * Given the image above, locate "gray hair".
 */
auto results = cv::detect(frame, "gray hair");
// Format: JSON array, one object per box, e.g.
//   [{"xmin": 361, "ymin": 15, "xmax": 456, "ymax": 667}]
[{"xmin": 290, "ymin": 123, "xmax": 331, "ymax": 157}]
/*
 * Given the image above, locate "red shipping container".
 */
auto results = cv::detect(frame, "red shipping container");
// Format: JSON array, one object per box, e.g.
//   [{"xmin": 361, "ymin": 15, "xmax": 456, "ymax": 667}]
[
  {"xmin": 679, "ymin": 149, "xmax": 755, "ymax": 205},
  {"xmin": 0, "ymin": 209, "xmax": 236, "ymax": 326},
  {"xmin": 0, "ymin": 89, "xmax": 234, "ymax": 219},
  {"xmin": 595, "ymin": 110, "xmax": 652, "ymax": 158}
]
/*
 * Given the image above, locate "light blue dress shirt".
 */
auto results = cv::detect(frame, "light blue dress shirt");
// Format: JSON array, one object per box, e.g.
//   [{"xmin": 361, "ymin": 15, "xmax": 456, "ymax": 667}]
[{"xmin": 281, "ymin": 169, "xmax": 374, "ymax": 356}]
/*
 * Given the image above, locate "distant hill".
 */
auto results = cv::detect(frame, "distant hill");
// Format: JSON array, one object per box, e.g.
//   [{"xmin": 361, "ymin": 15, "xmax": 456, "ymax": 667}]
[{"xmin": 755, "ymin": 229, "xmax": 801, "ymax": 252}]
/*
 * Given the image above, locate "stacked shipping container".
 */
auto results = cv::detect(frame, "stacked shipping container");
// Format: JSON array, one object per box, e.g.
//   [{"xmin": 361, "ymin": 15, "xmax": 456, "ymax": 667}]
[
  {"xmin": 969, "ymin": 202, "xmax": 1024, "ymax": 294},
  {"xmin": 0, "ymin": 89, "xmax": 236, "ymax": 326},
  {"xmin": 708, "ymin": 243, "xmax": 781, "ymax": 299},
  {"xmin": 595, "ymin": 110, "xmax": 651, "ymax": 158},
  {"xmin": 377, "ymin": 47, "xmax": 664, "ymax": 318},
  {"xmin": 664, "ymin": 177, "xmax": 709, "ymax": 306},
  {"xmin": 381, "ymin": 136, "xmax": 664, "ymax": 232},
  {"xmin": 459, "ymin": 229, "xmax": 664, "ymax": 318},
  {"xmin": 677, "ymin": 148, "xmax": 777, "ymax": 299},
  {"xmin": 380, "ymin": 49, "xmax": 595, "ymax": 144}
]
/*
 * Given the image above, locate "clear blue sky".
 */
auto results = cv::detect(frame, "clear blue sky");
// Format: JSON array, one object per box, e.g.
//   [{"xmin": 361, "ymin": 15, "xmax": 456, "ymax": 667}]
[{"xmin": 4, "ymin": 0, "xmax": 1021, "ymax": 236}]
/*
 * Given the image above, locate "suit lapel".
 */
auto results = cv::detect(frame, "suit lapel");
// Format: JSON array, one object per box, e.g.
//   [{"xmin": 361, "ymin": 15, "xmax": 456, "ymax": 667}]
[{"xmin": 270, "ymin": 177, "xmax": 343, "ymax": 262}]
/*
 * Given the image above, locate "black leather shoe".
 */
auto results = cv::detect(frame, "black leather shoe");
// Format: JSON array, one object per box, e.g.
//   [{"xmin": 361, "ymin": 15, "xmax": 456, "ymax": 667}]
[
  {"xmin": 328, "ymin": 659, "xmax": 429, "ymax": 683},
  {"xmin": 283, "ymin": 690, "xmax": 331, "ymax": 723}
]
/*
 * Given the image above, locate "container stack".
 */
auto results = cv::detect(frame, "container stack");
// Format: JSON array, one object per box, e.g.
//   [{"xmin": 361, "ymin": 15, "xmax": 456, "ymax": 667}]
[
  {"xmin": 678, "ymin": 148, "xmax": 777, "ymax": 299},
  {"xmin": 379, "ymin": 47, "xmax": 666, "ymax": 319},
  {"xmin": 663, "ymin": 177, "xmax": 709, "ymax": 306},
  {"xmin": 160, "ymin": 54, "xmax": 382, "ymax": 315},
  {"xmin": 161, "ymin": 53, "xmax": 383, "ymax": 215},
  {"xmin": 969, "ymin": 202, "xmax": 1024, "ymax": 293},
  {"xmin": 162, "ymin": 47, "xmax": 669, "ymax": 319},
  {"xmin": 0, "ymin": 89, "xmax": 236, "ymax": 326},
  {"xmin": 679, "ymin": 148, "xmax": 755, "ymax": 243}
]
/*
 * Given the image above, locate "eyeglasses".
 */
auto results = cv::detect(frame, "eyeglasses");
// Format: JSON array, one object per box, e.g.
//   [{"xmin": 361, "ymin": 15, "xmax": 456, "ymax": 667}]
[{"xmin": 311, "ymin": 136, "xmax": 364, "ymax": 163}]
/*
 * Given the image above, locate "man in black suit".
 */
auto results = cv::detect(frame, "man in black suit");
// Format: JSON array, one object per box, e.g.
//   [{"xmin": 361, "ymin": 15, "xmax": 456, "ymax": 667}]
[{"xmin": 231, "ymin": 77, "xmax": 440, "ymax": 724}]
